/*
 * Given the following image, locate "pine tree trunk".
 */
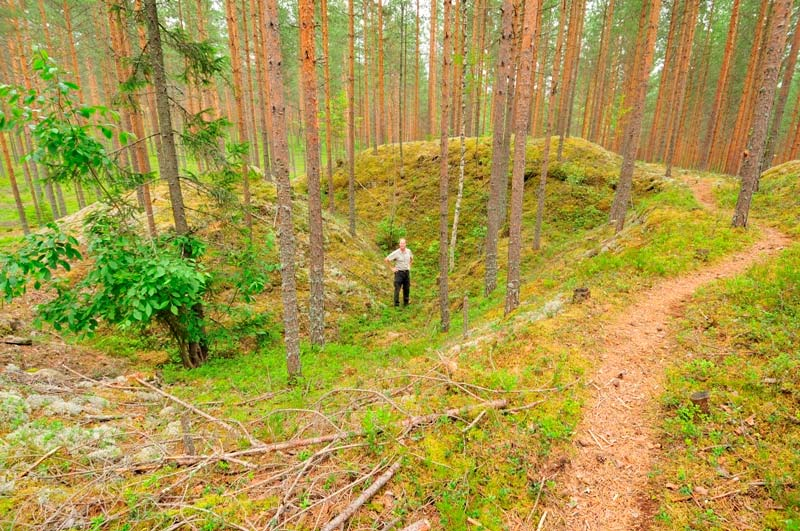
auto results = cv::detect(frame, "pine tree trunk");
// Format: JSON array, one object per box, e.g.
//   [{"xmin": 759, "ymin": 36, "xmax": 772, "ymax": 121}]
[
  {"xmin": 483, "ymin": 0, "xmax": 516, "ymax": 296},
  {"xmin": 348, "ymin": 0, "xmax": 357, "ymax": 235},
  {"xmin": 428, "ymin": 0, "xmax": 438, "ymax": 136},
  {"xmin": 414, "ymin": 0, "xmax": 421, "ymax": 139},
  {"xmin": 438, "ymin": 0, "xmax": 454, "ymax": 332},
  {"xmin": 608, "ymin": 0, "xmax": 661, "ymax": 232},
  {"xmin": 376, "ymin": 0, "xmax": 386, "ymax": 145},
  {"xmin": 144, "ymin": 0, "xmax": 207, "ymax": 367},
  {"xmin": 264, "ymin": 0, "xmax": 302, "ymax": 378},
  {"xmin": 733, "ymin": 0, "xmax": 792, "ymax": 227},
  {"xmin": 534, "ymin": 0, "xmax": 568, "ymax": 250},
  {"xmin": 225, "ymin": 0, "xmax": 254, "ymax": 233},
  {"xmin": 320, "ymin": 0, "xmax": 335, "ymax": 212},
  {"xmin": 764, "ymin": 13, "xmax": 800, "ymax": 166},
  {"xmin": 505, "ymin": 0, "xmax": 540, "ymax": 314},
  {"xmin": 1, "ymin": 133, "xmax": 29, "ymax": 235},
  {"xmin": 700, "ymin": 0, "xmax": 739, "ymax": 170},
  {"xmin": 299, "ymin": 0, "xmax": 326, "ymax": 346},
  {"xmin": 724, "ymin": 0, "xmax": 770, "ymax": 174},
  {"xmin": 664, "ymin": 0, "xmax": 699, "ymax": 178}
]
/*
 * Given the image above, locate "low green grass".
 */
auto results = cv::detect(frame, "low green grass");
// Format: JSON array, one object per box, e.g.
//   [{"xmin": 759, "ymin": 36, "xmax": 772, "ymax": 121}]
[
  {"xmin": 713, "ymin": 160, "xmax": 800, "ymax": 237},
  {"xmin": 3, "ymin": 136, "xmax": 765, "ymax": 529},
  {"xmin": 652, "ymin": 243, "xmax": 800, "ymax": 531}
]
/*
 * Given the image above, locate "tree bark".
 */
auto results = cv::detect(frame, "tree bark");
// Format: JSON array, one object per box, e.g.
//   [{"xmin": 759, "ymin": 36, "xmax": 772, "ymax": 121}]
[
  {"xmin": 1, "ymin": 133, "xmax": 29, "ymax": 235},
  {"xmin": 732, "ymin": 0, "xmax": 792, "ymax": 227},
  {"xmin": 664, "ymin": 0, "xmax": 699, "ymax": 178},
  {"xmin": 700, "ymin": 0, "xmax": 739, "ymax": 170},
  {"xmin": 438, "ymin": 0, "xmax": 454, "ymax": 332},
  {"xmin": 764, "ymin": 11, "xmax": 800, "ymax": 166},
  {"xmin": 483, "ymin": 0, "xmax": 516, "ymax": 296},
  {"xmin": 608, "ymin": 0, "xmax": 661, "ymax": 232},
  {"xmin": 348, "ymin": 0, "xmax": 357, "ymax": 235},
  {"xmin": 225, "ymin": 0, "xmax": 254, "ymax": 233},
  {"xmin": 450, "ymin": 0, "xmax": 468, "ymax": 271},
  {"xmin": 428, "ymin": 0, "xmax": 438, "ymax": 136},
  {"xmin": 320, "ymin": 0, "xmax": 335, "ymax": 212},
  {"xmin": 534, "ymin": 0, "xmax": 568, "ymax": 250},
  {"xmin": 299, "ymin": 0, "xmax": 326, "ymax": 346},
  {"xmin": 506, "ymin": 0, "xmax": 540, "ymax": 314},
  {"xmin": 264, "ymin": 0, "xmax": 302, "ymax": 378}
]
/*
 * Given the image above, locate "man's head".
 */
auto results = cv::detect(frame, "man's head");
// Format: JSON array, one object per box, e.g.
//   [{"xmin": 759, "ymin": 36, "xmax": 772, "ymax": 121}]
[{"xmin": 399, "ymin": 238, "xmax": 407, "ymax": 251}]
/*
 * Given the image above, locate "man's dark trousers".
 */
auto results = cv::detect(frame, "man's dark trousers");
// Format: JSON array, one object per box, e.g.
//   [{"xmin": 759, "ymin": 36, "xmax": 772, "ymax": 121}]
[{"xmin": 394, "ymin": 270, "xmax": 410, "ymax": 307}]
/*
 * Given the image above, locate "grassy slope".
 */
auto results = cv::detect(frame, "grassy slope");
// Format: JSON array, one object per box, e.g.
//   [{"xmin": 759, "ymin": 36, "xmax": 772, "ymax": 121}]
[
  {"xmin": 1, "ymin": 137, "xmax": 758, "ymax": 529},
  {"xmin": 151, "ymin": 140, "xmax": 754, "ymax": 528},
  {"xmin": 652, "ymin": 162, "xmax": 800, "ymax": 531}
]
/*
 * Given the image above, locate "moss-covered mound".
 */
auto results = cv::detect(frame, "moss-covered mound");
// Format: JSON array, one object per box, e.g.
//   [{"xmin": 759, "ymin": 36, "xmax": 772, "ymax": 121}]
[{"xmin": 327, "ymin": 136, "xmax": 663, "ymax": 292}]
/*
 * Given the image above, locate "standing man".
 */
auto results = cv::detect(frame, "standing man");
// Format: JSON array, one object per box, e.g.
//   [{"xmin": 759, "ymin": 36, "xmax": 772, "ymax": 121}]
[{"xmin": 385, "ymin": 238, "xmax": 414, "ymax": 307}]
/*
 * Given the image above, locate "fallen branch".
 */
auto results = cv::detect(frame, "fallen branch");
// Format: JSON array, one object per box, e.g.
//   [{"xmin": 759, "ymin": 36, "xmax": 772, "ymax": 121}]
[
  {"xmin": 320, "ymin": 460, "xmax": 402, "ymax": 531},
  {"xmin": 125, "ymin": 400, "xmax": 510, "ymax": 469},
  {"xmin": 18, "ymin": 446, "xmax": 61, "ymax": 479},
  {"xmin": 134, "ymin": 378, "xmax": 260, "ymax": 446},
  {"xmin": 400, "ymin": 520, "xmax": 431, "ymax": 531}
]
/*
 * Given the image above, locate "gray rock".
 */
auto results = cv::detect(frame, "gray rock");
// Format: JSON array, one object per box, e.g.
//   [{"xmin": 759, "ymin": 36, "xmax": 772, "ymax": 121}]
[
  {"xmin": 87, "ymin": 446, "xmax": 123, "ymax": 462},
  {"xmin": 43, "ymin": 399, "xmax": 83, "ymax": 416},
  {"xmin": 135, "ymin": 391, "xmax": 161, "ymax": 403},
  {"xmin": 28, "ymin": 368, "xmax": 66, "ymax": 383},
  {"xmin": 25, "ymin": 394, "xmax": 58, "ymax": 410},
  {"xmin": 134, "ymin": 445, "xmax": 164, "ymax": 463},
  {"xmin": 164, "ymin": 420, "xmax": 182, "ymax": 439},
  {"xmin": 158, "ymin": 406, "xmax": 178, "ymax": 418}
]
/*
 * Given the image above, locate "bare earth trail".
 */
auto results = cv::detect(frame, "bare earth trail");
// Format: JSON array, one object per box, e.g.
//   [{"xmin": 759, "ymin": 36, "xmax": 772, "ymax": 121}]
[{"xmin": 547, "ymin": 177, "xmax": 792, "ymax": 530}]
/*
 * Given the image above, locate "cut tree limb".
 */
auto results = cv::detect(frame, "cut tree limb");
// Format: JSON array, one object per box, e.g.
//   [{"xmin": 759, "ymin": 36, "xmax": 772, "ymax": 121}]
[
  {"xmin": 320, "ymin": 460, "xmax": 402, "ymax": 531},
  {"xmin": 400, "ymin": 520, "xmax": 431, "ymax": 531},
  {"xmin": 134, "ymin": 378, "xmax": 260, "ymax": 445}
]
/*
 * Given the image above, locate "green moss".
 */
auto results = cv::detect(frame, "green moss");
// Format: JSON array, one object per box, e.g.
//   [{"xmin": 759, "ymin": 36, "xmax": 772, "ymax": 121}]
[{"xmin": 653, "ymin": 243, "xmax": 800, "ymax": 530}]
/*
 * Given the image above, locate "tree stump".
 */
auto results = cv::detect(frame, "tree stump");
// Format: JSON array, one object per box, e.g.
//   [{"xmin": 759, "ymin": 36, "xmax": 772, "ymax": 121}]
[
  {"xmin": 572, "ymin": 287, "xmax": 591, "ymax": 304},
  {"xmin": 690, "ymin": 390, "xmax": 710, "ymax": 414}
]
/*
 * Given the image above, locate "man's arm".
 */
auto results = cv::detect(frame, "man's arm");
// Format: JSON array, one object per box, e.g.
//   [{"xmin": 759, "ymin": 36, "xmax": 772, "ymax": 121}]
[{"xmin": 385, "ymin": 252, "xmax": 397, "ymax": 272}]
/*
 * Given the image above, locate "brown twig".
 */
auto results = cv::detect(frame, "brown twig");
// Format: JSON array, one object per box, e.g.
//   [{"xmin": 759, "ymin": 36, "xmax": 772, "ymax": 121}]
[
  {"xmin": 134, "ymin": 377, "xmax": 260, "ymax": 445},
  {"xmin": 320, "ymin": 460, "xmax": 402, "ymax": 531},
  {"xmin": 18, "ymin": 446, "xmax": 61, "ymax": 479}
]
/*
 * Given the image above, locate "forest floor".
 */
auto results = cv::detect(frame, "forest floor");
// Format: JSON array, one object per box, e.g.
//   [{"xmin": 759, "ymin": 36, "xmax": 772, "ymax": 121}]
[
  {"xmin": 543, "ymin": 177, "xmax": 791, "ymax": 530},
  {"xmin": 1, "ymin": 146, "xmax": 797, "ymax": 530}
]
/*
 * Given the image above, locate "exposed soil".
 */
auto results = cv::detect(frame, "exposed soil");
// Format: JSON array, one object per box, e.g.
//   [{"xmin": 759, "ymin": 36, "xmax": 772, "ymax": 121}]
[{"xmin": 546, "ymin": 177, "xmax": 792, "ymax": 530}]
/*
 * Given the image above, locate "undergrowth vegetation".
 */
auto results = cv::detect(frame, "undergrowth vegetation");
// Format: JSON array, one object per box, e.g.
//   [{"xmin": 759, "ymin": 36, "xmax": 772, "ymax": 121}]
[
  {"xmin": 0, "ymin": 136, "xmax": 768, "ymax": 529},
  {"xmin": 653, "ymin": 244, "xmax": 800, "ymax": 531}
]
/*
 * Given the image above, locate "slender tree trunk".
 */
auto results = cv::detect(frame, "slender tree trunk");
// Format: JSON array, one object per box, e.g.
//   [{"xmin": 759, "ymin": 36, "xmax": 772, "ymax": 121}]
[
  {"xmin": 62, "ymin": 0, "xmax": 87, "ymax": 209},
  {"xmin": 733, "ymin": 0, "xmax": 792, "ymax": 227},
  {"xmin": 483, "ymin": 0, "xmax": 516, "ymax": 296},
  {"xmin": 1, "ymin": 133, "xmax": 29, "ymax": 235},
  {"xmin": 376, "ymin": 0, "xmax": 386, "ymax": 144},
  {"xmin": 608, "ymin": 0, "xmax": 661, "ymax": 232},
  {"xmin": 534, "ymin": 0, "xmax": 568, "ymax": 250},
  {"xmin": 348, "ymin": 0, "xmax": 357, "ymax": 235},
  {"xmin": 724, "ymin": 0, "xmax": 770, "ymax": 174},
  {"xmin": 225, "ymin": 0, "xmax": 254, "ymax": 233},
  {"xmin": 413, "ymin": 0, "xmax": 421, "ymax": 139},
  {"xmin": 320, "ymin": 0, "xmax": 335, "ymax": 212},
  {"xmin": 438, "ymin": 0, "xmax": 454, "ymax": 332},
  {"xmin": 664, "ymin": 0, "xmax": 699, "ymax": 178},
  {"xmin": 450, "ymin": 0, "xmax": 469, "ymax": 271},
  {"xmin": 254, "ymin": 0, "xmax": 274, "ymax": 179},
  {"xmin": 506, "ymin": 0, "xmax": 540, "ymax": 314},
  {"xmin": 299, "ymin": 0, "xmax": 326, "ymax": 346},
  {"xmin": 557, "ymin": 0, "xmax": 586, "ymax": 161},
  {"xmin": 264, "ymin": 0, "xmax": 302, "ymax": 378},
  {"xmin": 701, "ymin": 0, "xmax": 739, "ymax": 170},
  {"xmin": 144, "ymin": 0, "xmax": 207, "ymax": 367},
  {"xmin": 428, "ymin": 0, "xmax": 438, "ymax": 136},
  {"xmin": 764, "ymin": 12, "xmax": 800, "ymax": 166}
]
